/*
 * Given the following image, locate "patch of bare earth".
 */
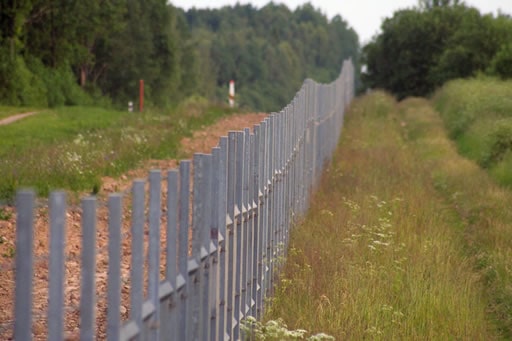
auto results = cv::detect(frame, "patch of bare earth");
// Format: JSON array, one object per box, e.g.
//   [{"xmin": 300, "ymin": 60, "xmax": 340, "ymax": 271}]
[
  {"xmin": 0, "ymin": 112, "xmax": 267, "ymax": 340},
  {"xmin": 0, "ymin": 112, "xmax": 38, "ymax": 126}
]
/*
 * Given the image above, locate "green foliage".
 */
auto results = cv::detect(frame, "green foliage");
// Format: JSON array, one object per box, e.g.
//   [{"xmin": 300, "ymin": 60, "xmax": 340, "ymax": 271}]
[
  {"xmin": 434, "ymin": 78, "xmax": 512, "ymax": 187},
  {"xmin": 186, "ymin": 4, "xmax": 359, "ymax": 111},
  {"xmin": 0, "ymin": 1, "xmax": 357, "ymax": 111},
  {"xmin": 363, "ymin": 3, "xmax": 512, "ymax": 98},
  {"xmin": 0, "ymin": 207, "xmax": 11, "ymax": 220},
  {"xmin": 0, "ymin": 47, "xmax": 47, "ymax": 106},
  {"xmin": 0, "ymin": 1, "xmax": 199, "ymax": 109},
  {"xmin": 488, "ymin": 43, "xmax": 512, "ymax": 79},
  {"xmin": 481, "ymin": 119, "xmax": 512, "ymax": 168}
]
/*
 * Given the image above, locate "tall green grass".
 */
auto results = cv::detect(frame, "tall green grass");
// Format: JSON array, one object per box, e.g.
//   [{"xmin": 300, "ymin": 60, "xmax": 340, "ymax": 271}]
[
  {"xmin": 266, "ymin": 92, "xmax": 498, "ymax": 339},
  {"xmin": 0, "ymin": 102, "xmax": 237, "ymax": 201},
  {"xmin": 433, "ymin": 77, "xmax": 512, "ymax": 187},
  {"xmin": 400, "ymin": 96, "xmax": 512, "ymax": 337}
]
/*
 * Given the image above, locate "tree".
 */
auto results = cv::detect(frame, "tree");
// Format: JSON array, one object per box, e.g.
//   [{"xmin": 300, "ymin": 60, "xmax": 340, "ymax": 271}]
[
  {"xmin": 186, "ymin": 2, "xmax": 360, "ymax": 111},
  {"xmin": 362, "ymin": 3, "xmax": 512, "ymax": 98}
]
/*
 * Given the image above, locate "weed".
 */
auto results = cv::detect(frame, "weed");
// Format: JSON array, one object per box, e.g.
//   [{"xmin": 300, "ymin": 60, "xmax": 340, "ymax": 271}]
[
  {"xmin": 0, "ymin": 207, "xmax": 11, "ymax": 220},
  {"xmin": 241, "ymin": 316, "xmax": 334, "ymax": 341},
  {"xmin": 2, "ymin": 246, "xmax": 15, "ymax": 258}
]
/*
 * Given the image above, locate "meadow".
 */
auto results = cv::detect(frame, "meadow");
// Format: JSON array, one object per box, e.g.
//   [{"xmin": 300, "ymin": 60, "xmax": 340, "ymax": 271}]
[
  {"xmin": 0, "ymin": 100, "xmax": 237, "ymax": 201},
  {"xmin": 264, "ymin": 90, "xmax": 512, "ymax": 339}
]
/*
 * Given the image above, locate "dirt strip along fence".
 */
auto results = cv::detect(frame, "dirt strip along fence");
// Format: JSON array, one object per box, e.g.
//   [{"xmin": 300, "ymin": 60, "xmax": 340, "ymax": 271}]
[{"xmin": 9, "ymin": 59, "xmax": 354, "ymax": 340}]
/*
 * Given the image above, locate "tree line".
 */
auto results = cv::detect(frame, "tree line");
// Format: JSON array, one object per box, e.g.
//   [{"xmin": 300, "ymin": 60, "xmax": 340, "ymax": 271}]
[
  {"xmin": 184, "ymin": 3, "xmax": 359, "ymax": 111},
  {"xmin": 0, "ymin": 1, "xmax": 359, "ymax": 111},
  {"xmin": 363, "ymin": 0, "xmax": 512, "ymax": 99}
]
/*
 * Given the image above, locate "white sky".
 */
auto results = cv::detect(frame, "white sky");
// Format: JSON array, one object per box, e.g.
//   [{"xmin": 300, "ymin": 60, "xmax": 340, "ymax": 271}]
[{"xmin": 170, "ymin": 0, "xmax": 512, "ymax": 45}]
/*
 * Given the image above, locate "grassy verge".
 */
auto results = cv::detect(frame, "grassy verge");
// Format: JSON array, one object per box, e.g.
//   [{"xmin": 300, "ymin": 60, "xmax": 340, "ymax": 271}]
[
  {"xmin": 0, "ymin": 106, "xmax": 40, "ymax": 120},
  {"xmin": 401, "ymin": 97, "xmax": 512, "ymax": 337},
  {"xmin": 265, "ymin": 92, "xmax": 499, "ymax": 339},
  {"xmin": 0, "ymin": 102, "xmax": 237, "ymax": 201},
  {"xmin": 433, "ymin": 78, "xmax": 512, "ymax": 187}
]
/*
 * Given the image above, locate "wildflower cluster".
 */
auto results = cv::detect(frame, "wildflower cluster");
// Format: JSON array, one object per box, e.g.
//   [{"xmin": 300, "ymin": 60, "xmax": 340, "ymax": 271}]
[{"xmin": 241, "ymin": 316, "xmax": 334, "ymax": 341}]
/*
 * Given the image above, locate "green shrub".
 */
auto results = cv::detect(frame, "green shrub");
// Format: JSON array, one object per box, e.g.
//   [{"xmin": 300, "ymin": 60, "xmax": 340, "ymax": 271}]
[
  {"xmin": 481, "ymin": 119, "xmax": 512, "ymax": 168},
  {"xmin": 26, "ymin": 57, "xmax": 92, "ymax": 107},
  {"xmin": 488, "ymin": 43, "xmax": 512, "ymax": 79},
  {"xmin": 434, "ymin": 78, "xmax": 512, "ymax": 138},
  {"xmin": 489, "ymin": 151, "xmax": 512, "ymax": 188},
  {"xmin": 0, "ymin": 49, "xmax": 48, "ymax": 107}
]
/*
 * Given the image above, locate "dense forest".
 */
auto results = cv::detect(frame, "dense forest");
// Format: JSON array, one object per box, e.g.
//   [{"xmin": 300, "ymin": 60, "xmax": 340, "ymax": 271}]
[
  {"xmin": 363, "ymin": 0, "xmax": 512, "ymax": 99},
  {"xmin": 184, "ymin": 3, "xmax": 359, "ymax": 110},
  {"xmin": 0, "ymin": 1, "xmax": 359, "ymax": 112}
]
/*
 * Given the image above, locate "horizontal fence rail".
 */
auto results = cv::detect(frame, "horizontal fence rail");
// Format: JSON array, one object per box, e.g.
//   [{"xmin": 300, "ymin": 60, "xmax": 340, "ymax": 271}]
[{"xmin": 8, "ymin": 60, "xmax": 354, "ymax": 340}]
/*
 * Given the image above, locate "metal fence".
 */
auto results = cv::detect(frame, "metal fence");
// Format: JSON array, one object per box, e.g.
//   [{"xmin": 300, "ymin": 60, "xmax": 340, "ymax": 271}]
[{"xmin": 10, "ymin": 59, "xmax": 354, "ymax": 340}]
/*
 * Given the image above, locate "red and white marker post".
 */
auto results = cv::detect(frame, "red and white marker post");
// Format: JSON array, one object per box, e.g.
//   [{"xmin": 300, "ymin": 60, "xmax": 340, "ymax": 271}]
[{"xmin": 229, "ymin": 80, "xmax": 235, "ymax": 108}]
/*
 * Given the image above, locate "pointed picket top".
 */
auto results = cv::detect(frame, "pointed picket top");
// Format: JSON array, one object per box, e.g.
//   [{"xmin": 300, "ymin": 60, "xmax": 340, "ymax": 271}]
[
  {"xmin": 188, "ymin": 259, "xmax": 200, "ymax": 274},
  {"xmin": 234, "ymin": 204, "xmax": 241, "ymax": 219},
  {"xmin": 200, "ymin": 246, "xmax": 209, "ymax": 260},
  {"xmin": 209, "ymin": 241, "xmax": 217, "ymax": 254},
  {"xmin": 176, "ymin": 274, "xmax": 186, "ymax": 291},
  {"xmin": 226, "ymin": 214, "xmax": 234, "ymax": 227},
  {"xmin": 218, "ymin": 230, "xmax": 225, "ymax": 243}
]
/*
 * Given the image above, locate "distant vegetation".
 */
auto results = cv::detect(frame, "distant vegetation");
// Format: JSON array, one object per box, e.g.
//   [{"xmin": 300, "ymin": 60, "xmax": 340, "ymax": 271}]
[
  {"xmin": 0, "ymin": 1, "xmax": 359, "ymax": 112},
  {"xmin": 433, "ymin": 78, "xmax": 512, "ymax": 187},
  {"xmin": 363, "ymin": 0, "xmax": 512, "ymax": 99},
  {"xmin": 184, "ymin": 3, "xmax": 359, "ymax": 111}
]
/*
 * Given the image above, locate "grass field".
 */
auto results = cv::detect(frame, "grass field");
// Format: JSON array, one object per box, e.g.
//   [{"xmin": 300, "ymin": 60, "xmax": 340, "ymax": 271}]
[
  {"xmin": 0, "ymin": 102, "xmax": 237, "ymax": 201},
  {"xmin": 264, "ymin": 91, "xmax": 512, "ymax": 339}
]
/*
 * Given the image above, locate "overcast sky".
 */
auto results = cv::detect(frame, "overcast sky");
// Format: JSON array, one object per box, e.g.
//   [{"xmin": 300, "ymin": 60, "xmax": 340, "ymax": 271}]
[{"xmin": 170, "ymin": 0, "xmax": 512, "ymax": 44}]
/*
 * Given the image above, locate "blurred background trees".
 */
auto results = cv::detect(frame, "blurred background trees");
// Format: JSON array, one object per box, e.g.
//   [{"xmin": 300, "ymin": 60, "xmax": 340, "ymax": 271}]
[
  {"xmin": 0, "ymin": 1, "xmax": 359, "ymax": 112},
  {"xmin": 362, "ymin": 1, "xmax": 512, "ymax": 99}
]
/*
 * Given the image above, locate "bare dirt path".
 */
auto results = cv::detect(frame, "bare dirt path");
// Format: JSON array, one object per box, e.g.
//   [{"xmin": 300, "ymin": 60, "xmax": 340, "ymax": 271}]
[
  {"xmin": 0, "ymin": 112, "xmax": 38, "ymax": 126},
  {"xmin": 0, "ymin": 111, "xmax": 267, "ymax": 340}
]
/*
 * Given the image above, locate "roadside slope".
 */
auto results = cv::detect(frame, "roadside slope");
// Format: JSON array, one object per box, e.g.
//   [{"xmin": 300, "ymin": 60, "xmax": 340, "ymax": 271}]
[{"xmin": 266, "ymin": 92, "xmax": 501, "ymax": 339}]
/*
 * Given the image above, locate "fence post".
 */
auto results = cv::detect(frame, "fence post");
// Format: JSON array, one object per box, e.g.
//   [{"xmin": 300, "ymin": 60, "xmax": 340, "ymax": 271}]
[
  {"xmin": 48, "ymin": 191, "xmax": 66, "ymax": 341},
  {"xmin": 217, "ymin": 136, "xmax": 229, "ymax": 341},
  {"xmin": 107, "ymin": 194, "xmax": 122, "ymax": 341},
  {"xmin": 178, "ymin": 161, "xmax": 191, "ymax": 341},
  {"xmin": 80, "ymin": 196, "xmax": 97, "ymax": 341},
  {"xmin": 233, "ymin": 130, "xmax": 245, "ymax": 340},
  {"xmin": 192, "ymin": 153, "xmax": 213, "ymax": 340},
  {"xmin": 242, "ymin": 128, "xmax": 252, "ymax": 326},
  {"xmin": 166, "ymin": 171, "xmax": 179, "ymax": 340},
  {"xmin": 148, "ymin": 170, "xmax": 161, "ymax": 340},
  {"xmin": 129, "ymin": 180, "xmax": 145, "ymax": 340},
  {"xmin": 226, "ymin": 131, "xmax": 237, "ymax": 339},
  {"xmin": 250, "ymin": 129, "xmax": 260, "ymax": 318},
  {"xmin": 14, "ymin": 190, "xmax": 34, "ymax": 341}
]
